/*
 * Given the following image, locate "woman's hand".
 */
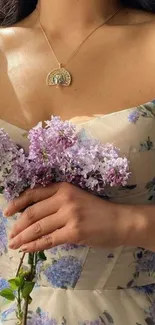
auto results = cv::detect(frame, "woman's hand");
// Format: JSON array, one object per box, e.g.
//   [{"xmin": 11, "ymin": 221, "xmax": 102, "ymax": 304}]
[{"xmin": 4, "ymin": 183, "xmax": 134, "ymax": 252}]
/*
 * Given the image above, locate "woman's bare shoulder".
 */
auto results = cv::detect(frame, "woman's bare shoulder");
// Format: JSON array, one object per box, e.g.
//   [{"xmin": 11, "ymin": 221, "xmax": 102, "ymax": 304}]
[
  {"xmin": 0, "ymin": 27, "xmax": 20, "ymax": 118},
  {"xmin": 0, "ymin": 23, "xmax": 29, "ymax": 54},
  {"xmin": 0, "ymin": 27, "xmax": 16, "ymax": 52},
  {"xmin": 0, "ymin": 10, "xmax": 37, "ymax": 50}
]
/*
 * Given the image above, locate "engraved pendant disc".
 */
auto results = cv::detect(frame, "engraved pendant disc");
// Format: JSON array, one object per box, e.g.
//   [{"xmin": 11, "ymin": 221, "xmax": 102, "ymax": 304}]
[{"xmin": 46, "ymin": 68, "xmax": 72, "ymax": 87}]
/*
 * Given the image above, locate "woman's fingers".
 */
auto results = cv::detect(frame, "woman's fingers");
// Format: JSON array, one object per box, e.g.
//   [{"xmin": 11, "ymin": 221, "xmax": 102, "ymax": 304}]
[
  {"xmin": 9, "ymin": 212, "xmax": 65, "ymax": 250},
  {"xmin": 9, "ymin": 195, "xmax": 60, "ymax": 239},
  {"xmin": 4, "ymin": 183, "xmax": 60, "ymax": 217},
  {"xmin": 19, "ymin": 227, "xmax": 70, "ymax": 253}
]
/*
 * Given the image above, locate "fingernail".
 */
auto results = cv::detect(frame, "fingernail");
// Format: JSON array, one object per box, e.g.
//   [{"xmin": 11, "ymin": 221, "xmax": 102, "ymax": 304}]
[
  {"xmin": 3, "ymin": 208, "xmax": 10, "ymax": 217},
  {"xmin": 9, "ymin": 239, "xmax": 16, "ymax": 249},
  {"xmin": 9, "ymin": 243, "xmax": 15, "ymax": 249},
  {"xmin": 20, "ymin": 245, "xmax": 28, "ymax": 252}
]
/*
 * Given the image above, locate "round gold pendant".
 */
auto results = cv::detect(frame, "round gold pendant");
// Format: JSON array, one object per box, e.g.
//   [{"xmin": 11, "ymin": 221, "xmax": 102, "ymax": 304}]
[{"xmin": 46, "ymin": 67, "xmax": 72, "ymax": 87}]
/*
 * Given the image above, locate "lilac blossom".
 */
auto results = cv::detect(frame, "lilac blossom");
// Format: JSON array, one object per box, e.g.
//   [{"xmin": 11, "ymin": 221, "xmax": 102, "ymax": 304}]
[
  {"xmin": 28, "ymin": 117, "xmax": 130, "ymax": 194},
  {"xmin": 0, "ymin": 116, "xmax": 130, "ymax": 201},
  {"xmin": 0, "ymin": 128, "xmax": 32, "ymax": 200}
]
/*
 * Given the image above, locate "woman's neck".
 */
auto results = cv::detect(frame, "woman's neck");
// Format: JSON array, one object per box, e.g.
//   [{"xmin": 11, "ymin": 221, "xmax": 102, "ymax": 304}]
[{"xmin": 38, "ymin": 0, "xmax": 121, "ymax": 36}]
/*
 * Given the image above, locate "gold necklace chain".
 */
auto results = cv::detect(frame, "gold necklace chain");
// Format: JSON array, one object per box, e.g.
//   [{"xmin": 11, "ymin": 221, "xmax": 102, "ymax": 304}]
[{"xmin": 38, "ymin": 8, "xmax": 121, "ymax": 87}]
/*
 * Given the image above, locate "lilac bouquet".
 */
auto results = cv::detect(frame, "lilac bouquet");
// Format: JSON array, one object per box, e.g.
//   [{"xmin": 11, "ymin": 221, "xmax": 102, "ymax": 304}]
[
  {"xmin": 1, "ymin": 116, "xmax": 130, "ymax": 200},
  {"xmin": 0, "ymin": 116, "xmax": 130, "ymax": 324}
]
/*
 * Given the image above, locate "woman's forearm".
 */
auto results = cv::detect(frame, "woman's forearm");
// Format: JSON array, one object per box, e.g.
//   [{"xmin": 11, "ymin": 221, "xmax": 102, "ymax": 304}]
[{"xmin": 116, "ymin": 203, "xmax": 155, "ymax": 251}]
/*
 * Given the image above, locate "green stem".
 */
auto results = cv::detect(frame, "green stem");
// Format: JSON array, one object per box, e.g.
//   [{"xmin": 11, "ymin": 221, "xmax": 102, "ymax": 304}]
[
  {"xmin": 15, "ymin": 253, "xmax": 26, "ymax": 324},
  {"xmin": 15, "ymin": 252, "xmax": 39, "ymax": 325},
  {"xmin": 16, "ymin": 288, "xmax": 22, "ymax": 324},
  {"xmin": 22, "ymin": 252, "xmax": 37, "ymax": 325},
  {"xmin": 16, "ymin": 253, "xmax": 26, "ymax": 277},
  {"xmin": 22, "ymin": 297, "xmax": 29, "ymax": 325}
]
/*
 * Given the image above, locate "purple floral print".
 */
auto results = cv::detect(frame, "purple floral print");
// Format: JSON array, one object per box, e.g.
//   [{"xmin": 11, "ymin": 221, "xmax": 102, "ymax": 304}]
[
  {"xmin": 27, "ymin": 308, "xmax": 57, "ymax": 325},
  {"xmin": 136, "ymin": 249, "xmax": 155, "ymax": 273},
  {"xmin": 44, "ymin": 256, "xmax": 82, "ymax": 288},
  {"xmin": 0, "ymin": 277, "xmax": 9, "ymax": 291},
  {"xmin": 128, "ymin": 109, "xmax": 140, "ymax": 124}
]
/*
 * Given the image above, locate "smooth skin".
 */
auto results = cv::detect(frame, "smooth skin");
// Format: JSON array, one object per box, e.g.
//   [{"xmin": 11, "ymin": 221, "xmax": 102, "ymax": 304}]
[
  {"xmin": 1, "ymin": 0, "xmax": 155, "ymax": 252},
  {"xmin": 5, "ymin": 183, "xmax": 154, "ymax": 252}
]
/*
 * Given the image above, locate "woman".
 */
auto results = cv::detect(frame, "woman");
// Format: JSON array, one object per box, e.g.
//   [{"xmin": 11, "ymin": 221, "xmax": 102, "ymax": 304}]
[{"xmin": 1, "ymin": 0, "xmax": 155, "ymax": 324}]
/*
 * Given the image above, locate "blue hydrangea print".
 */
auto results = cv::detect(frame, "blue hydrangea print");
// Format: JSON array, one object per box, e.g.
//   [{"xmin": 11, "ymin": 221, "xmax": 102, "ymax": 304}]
[
  {"xmin": 134, "ymin": 284, "xmax": 155, "ymax": 295},
  {"xmin": 49, "ymin": 244, "xmax": 85, "ymax": 255},
  {"xmin": 1, "ymin": 305, "xmax": 16, "ymax": 322},
  {"xmin": 0, "ymin": 277, "xmax": 9, "ymax": 291},
  {"xmin": 128, "ymin": 109, "xmax": 140, "ymax": 124},
  {"xmin": 44, "ymin": 256, "xmax": 82, "ymax": 288},
  {"xmin": 0, "ymin": 278, "xmax": 15, "ymax": 322},
  {"xmin": 145, "ymin": 301, "xmax": 155, "ymax": 325},
  {"xmin": 27, "ymin": 308, "xmax": 57, "ymax": 325},
  {"xmin": 136, "ymin": 249, "xmax": 155, "ymax": 273},
  {"xmin": 128, "ymin": 105, "xmax": 155, "ymax": 124},
  {"xmin": 0, "ymin": 209, "xmax": 8, "ymax": 255}
]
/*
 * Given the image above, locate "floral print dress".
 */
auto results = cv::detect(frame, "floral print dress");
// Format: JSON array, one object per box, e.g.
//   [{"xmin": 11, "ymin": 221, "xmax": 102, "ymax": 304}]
[{"xmin": 1, "ymin": 101, "xmax": 155, "ymax": 325}]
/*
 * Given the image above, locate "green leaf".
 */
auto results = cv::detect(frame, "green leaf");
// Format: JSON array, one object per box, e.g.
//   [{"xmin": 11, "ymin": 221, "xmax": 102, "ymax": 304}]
[
  {"xmin": 38, "ymin": 251, "xmax": 47, "ymax": 261},
  {"xmin": 0, "ymin": 288, "xmax": 16, "ymax": 301},
  {"xmin": 27, "ymin": 295, "xmax": 32, "ymax": 304},
  {"xmin": 16, "ymin": 276, "xmax": 24, "ymax": 288},
  {"xmin": 22, "ymin": 282, "xmax": 35, "ymax": 299},
  {"xmin": 8, "ymin": 279, "xmax": 18, "ymax": 290},
  {"xmin": 9, "ymin": 277, "xmax": 24, "ymax": 290}
]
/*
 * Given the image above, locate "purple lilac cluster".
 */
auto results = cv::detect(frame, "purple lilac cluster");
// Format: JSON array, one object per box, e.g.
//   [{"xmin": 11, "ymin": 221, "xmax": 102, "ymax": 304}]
[
  {"xmin": 0, "ymin": 128, "xmax": 32, "ymax": 200},
  {"xmin": 27, "ymin": 118, "xmax": 78, "ymax": 187},
  {"xmin": 28, "ymin": 117, "xmax": 130, "ymax": 193},
  {"xmin": 0, "ymin": 116, "xmax": 130, "ymax": 201}
]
